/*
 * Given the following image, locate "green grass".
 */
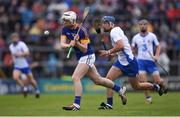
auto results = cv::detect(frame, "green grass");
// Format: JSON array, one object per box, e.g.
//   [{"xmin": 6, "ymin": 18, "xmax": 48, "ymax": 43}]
[{"xmin": 0, "ymin": 92, "xmax": 179, "ymax": 116}]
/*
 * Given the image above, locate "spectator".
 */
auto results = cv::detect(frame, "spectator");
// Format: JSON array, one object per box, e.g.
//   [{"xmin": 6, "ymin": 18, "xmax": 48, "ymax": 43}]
[
  {"xmin": 44, "ymin": 53, "xmax": 58, "ymax": 78},
  {"xmin": 28, "ymin": 18, "xmax": 45, "ymax": 44}
]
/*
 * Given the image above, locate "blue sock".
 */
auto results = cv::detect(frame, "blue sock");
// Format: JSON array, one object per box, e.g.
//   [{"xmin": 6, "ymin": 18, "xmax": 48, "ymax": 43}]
[
  {"xmin": 112, "ymin": 84, "xmax": 121, "ymax": 92},
  {"xmin": 74, "ymin": 96, "xmax": 81, "ymax": 106},
  {"xmin": 34, "ymin": 86, "xmax": 39, "ymax": 91},
  {"xmin": 107, "ymin": 97, "xmax": 113, "ymax": 106}
]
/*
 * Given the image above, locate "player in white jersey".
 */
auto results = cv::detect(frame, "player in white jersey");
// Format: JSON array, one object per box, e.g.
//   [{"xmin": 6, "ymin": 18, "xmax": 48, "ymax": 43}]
[
  {"xmin": 9, "ymin": 33, "xmax": 40, "ymax": 98},
  {"xmin": 98, "ymin": 16, "xmax": 166, "ymax": 109},
  {"xmin": 131, "ymin": 19, "xmax": 167, "ymax": 104}
]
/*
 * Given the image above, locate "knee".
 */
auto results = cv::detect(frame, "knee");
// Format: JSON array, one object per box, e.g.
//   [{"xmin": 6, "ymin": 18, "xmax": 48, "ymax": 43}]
[
  {"xmin": 13, "ymin": 76, "xmax": 19, "ymax": 81},
  {"xmin": 106, "ymin": 76, "xmax": 111, "ymax": 80},
  {"xmin": 106, "ymin": 76, "xmax": 114, "ymax": 81},
  {"xmin": 72, "ymin": 75, "xmax": 80, "ymax": 82},
  {"xmin": 156, "ymin": 79, "xmax": 164, "ymax": 84},
  {"xmin": 139, "ymin": 78, "xmax": 146, "ymax": 83},
  {"xmin": 93, "ymin": 78, "xmax": 102, "ymax": 85},
  {"xmin": 131, "ymin": 83, "xmax": 141, "ymax": 90},
  {"xmin": 28, "ymin": 78, "xmax": 35, "ymax": 83}
]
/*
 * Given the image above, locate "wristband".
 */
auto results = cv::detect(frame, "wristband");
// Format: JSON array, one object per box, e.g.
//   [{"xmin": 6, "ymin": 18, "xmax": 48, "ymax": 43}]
[{"xmin": 107, "ymin": 50, "xmax": 111, "ymax": 55}]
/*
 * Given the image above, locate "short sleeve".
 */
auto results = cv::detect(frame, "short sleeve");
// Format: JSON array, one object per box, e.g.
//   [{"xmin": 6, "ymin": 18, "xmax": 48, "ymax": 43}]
[
  {"xmin": 79, "ymin": 27, "xmax": 90, "ymax": 44},
  {"xmin": 9, "ymin": 45, "xmax": 13, "ymax": 53},
  {"xmin": 131, "ymin": 37, "xmax": 136, "ymax": 47},
  {"xmin": 61, "ymin": 27, "xmax": 66, "ymax": 35},
  {"xmin": 152, "ymin": 33, "xmax": 159, "ymax": 46},
  {"xmin": 21, "ymin": 42, "xmax": 29, "ymax": 52},
  {"xmin": 110, "ymin": 28, "xmax": 124, "ymax": 43}
]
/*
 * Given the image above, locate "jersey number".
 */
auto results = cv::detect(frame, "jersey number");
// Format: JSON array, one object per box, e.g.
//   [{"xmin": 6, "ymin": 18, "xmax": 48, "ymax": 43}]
[{"xmin": 142, "ymin": 44, "xmax": 148, "ymax": 51}]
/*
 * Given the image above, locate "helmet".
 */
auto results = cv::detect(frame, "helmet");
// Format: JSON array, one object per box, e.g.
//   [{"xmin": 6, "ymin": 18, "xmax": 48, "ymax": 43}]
[
  {"xmin": 61, "ymin": 11, "xmax": 77, "ymax": 23},
  {"xmin": 101, "ymin": 16, "xmax": 115, "ymax": 24}
]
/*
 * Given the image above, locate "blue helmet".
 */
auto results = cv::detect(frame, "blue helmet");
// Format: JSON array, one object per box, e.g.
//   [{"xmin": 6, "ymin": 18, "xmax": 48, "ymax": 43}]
[{"xmin": 101, "ymin": 16, "xmax": 115, "ymax": 23}]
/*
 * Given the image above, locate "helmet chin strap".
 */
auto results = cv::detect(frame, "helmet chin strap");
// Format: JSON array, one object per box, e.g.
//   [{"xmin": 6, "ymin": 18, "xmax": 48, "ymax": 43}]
[
  {"xmin": 110, "ymin": 22, "xmax": 114, "ymax": 27},
  {"xmin": 72, "ymin": 20, "xmax": 76, "ymax": 25}
]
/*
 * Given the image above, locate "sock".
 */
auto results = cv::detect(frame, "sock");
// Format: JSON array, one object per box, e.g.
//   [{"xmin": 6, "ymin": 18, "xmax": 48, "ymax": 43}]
[
  {"xmin": 153, "ymin": 84, "xmax": 160, "ymax": 91},
  {"xmin": 146, "ymin": 96, "xmax": 152, "ymax": 103},
  {"xmin": 107, "ymin": 97, "xmax": 113, "ymax": 106},
  {"xmin": 23, "ymin": 86, "xmax": 28, "ymax": 92},
  {"xmin": 34, "ymin": 86, "xmax": 40, "ymax": 91},
  {"xmin": 112, "ymin": 84, "xmax": 121, "ymax": 92},
  {"xmin": 146, "ymin": 96, "xmax": 151, "ymax": 99},
  {"xmin": 74, "ymin": 96, "xmax": 81, "ymax": 106}
]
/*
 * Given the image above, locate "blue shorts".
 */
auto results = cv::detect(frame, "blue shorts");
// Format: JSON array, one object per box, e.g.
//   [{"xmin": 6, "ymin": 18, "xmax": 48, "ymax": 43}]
[
  {"xmin": 14, "ymin": 67, "xmax": 32, "ymax": 74},
  {"xmin": 138, "ymin": 59, "xmax": 158, "ymax": 74},
  {"xmin": 113, "ymin": 58, "xmax": 139, "ymax": 77}
]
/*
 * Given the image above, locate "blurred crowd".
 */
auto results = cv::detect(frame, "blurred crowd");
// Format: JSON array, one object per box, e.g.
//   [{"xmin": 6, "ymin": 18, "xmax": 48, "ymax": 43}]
[{"xmin": 0, "ymin": 0, "xmax": 179, "ymax": 78}]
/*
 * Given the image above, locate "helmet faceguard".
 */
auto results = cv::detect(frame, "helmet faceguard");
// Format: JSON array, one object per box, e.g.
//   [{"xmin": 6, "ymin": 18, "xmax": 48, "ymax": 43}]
[
  {"xmin": 102, "ymin": 16, "xmax": 115, "ymax": 22},
  {"xmin": 101, "ymin": 16, "xmax": 115, "ymax": 27},
  {"xmin": 61, "ymin": 11, "xmax": 77, "ymax": 24}
]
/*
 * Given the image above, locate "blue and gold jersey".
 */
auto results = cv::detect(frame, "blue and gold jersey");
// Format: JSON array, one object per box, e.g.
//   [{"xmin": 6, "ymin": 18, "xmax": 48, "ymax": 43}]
[{"xmin": 61, "ymin": 25, "xmax": 94, "ymax": 60}]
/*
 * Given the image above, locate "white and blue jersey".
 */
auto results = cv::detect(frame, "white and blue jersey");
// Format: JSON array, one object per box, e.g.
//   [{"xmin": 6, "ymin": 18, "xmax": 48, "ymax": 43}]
[
  {"xmin": 131, "ymin": 32, "xmax": 159, "ymax": 74},
  {"xmin": 110, "ymin": 27, "xmax": 138, "ymax": 77},
  {"xmin": 9, "ymin": 41, "xmax": 31, "ymax": 74}
]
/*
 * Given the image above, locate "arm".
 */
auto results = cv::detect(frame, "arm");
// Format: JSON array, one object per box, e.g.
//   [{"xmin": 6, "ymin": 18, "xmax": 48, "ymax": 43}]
[
  {"xmin": 131, "ymin": 46, "xmax": 137, "ymax": 55},
  {"xmin": 15, "ymin": 43, "xmax": 30, "ymax": 57},
  {"xmin": 61, "ymin": 34, "xmax": 88, "ymax": 53},
  {"xmin": 60, "ymin": 35, "xmax": 71, "ymax": 48},
  {"xmin": 154, "ymin": 45, "xmax": 161, "ymax": 61},
  {"xmin": 73, "ymin": 29, "xmax": 89, "ymax": 53},
  {"xmin": 153, "ymin": 34, "xmax": 161, "ymax": 61},
  {"xmin": 18, "ymin": 51, "xmax": 30, "ymax": 57},
  {"xmin": 99, "ymin": 40, "xmax": 124, "ymax": 57},
  {"xmin": 75, "ymin": 41, "xmax": 88, "ymax": 53},
  {"xmin": 131, "ymin": 37, "xmax": 137, "ymax": 55},
  {"xmin": 13, "ymin": 50, "xmax": 30, "ymax": 58},
  {"xmin": 108, "ymin": 40, "xmax": 124, "ymax": 54}
]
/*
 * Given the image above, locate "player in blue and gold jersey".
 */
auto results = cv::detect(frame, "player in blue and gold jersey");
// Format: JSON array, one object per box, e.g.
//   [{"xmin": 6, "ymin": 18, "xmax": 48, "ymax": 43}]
[
  {"xmin": 60, "ymin": 11, "xmax": 126, "ymax": 111},
  {"xmin": 61, "ymin": 21, "xmax": 94, "ymax": 60}
]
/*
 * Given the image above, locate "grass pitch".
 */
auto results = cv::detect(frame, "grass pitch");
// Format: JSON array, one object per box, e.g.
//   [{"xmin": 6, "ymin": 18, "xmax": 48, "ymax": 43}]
[{"xmin": 0, "ymin": 92, "xmax": 179, "ymax": 116}]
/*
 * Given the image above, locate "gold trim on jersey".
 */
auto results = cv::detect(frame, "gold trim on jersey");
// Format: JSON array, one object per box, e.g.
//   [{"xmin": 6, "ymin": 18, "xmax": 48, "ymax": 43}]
[{"xmin": 80, "ymin": 38, "xmax": 90, "ymax": 44}]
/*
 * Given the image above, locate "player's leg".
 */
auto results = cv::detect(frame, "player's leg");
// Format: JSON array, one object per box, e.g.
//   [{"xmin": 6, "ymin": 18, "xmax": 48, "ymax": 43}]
[
  {"xmin": 21, "ymin": 74, "xmax": 30, "ymax": 86},
  {"xmin": 129, "ymin": 75, "xmax": 166, "ymax": 96},
  {"xmin": 63, "ymin": 54, "xmax": 95, "ymax": 111},
  {"xmin": 13, "ymin": 69, "xmax": 24, "ymax": 87},
  {"xmin": 138, "ymin": 72, "xmax": 152, "ymax": 104},
  {"xmin": 26, "ymin": 73, "xmax": 40, "ymax": 98},
  {"xmin": 152, "ymin": 72, "xmax": 167, "ymax": 94},
  {"xmin": 21, "ymin": 67, "xmax": 40, "ymax": 98},
  {"xmin": 26, "ymin": 73, "xmax": 38, "ymax": 90},
  {"xmin": 104, "ymin": 66, "xmax": 124, "ymax": 108},
  {"xmin": 86, "ymin": 65, "xmax": 115, "ymax": 88},
  {"xmin": 129, "ymin": 76, "xmax": 158, "ymax": 90},
  {"xmin": 147, "ymin": 61, "xmax": 168, "ymax": 94},
  {"xmin": 86, "ymin": 65, "xmax": 126, "ymax": 108},
  {"xmin": 138, "ymin": 59, "xmax": 152, "ymax": 103},
  {"xmin": 63, "ymin": 63, "xmax": 89, "ymax": 111},
  {"xmin": 87, "ymin": 65, "xmax": 125, "ymax": 93},
  {"xmin": 72, "ymin": 63, "xmax": 89, "ymax": 102},
  {"xmin": 13, "ymin": 69, "xmax": 28, "ymax": 97},
  {"xmin": 126, "ymin": 58, "xmax": 163, "ymax": 95}
]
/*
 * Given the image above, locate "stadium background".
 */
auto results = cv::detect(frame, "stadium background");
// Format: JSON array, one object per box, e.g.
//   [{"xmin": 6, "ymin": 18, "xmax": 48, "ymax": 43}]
[{"xmin": 0, "ymin": 0, "xmax": 180, "ymax": 94}]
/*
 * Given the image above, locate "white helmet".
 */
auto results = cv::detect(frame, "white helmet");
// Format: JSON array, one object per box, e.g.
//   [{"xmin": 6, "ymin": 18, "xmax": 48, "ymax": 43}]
[{"xmin": 61, "ymin": 11, "xmax": 77, "ymax": 23}]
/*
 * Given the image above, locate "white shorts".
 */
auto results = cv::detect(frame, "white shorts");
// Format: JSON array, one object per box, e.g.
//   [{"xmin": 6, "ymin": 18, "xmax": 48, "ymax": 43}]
[{"xmin": 78, "ymin": 54, "xmax": 95, "ymax": 67}]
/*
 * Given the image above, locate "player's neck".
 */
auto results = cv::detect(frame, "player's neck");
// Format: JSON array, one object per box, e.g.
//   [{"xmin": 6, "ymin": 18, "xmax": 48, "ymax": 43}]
[
  {"xmin": 140, "ymin": 32, "xmax": 148, "ymax": 37},
  {"xmin": 13, "ymin": 41, "xmax": 20, "ymax": 46},
  {"xmin": 71, "ymin": 23, "xmax": 78, "ymax": 29}
]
